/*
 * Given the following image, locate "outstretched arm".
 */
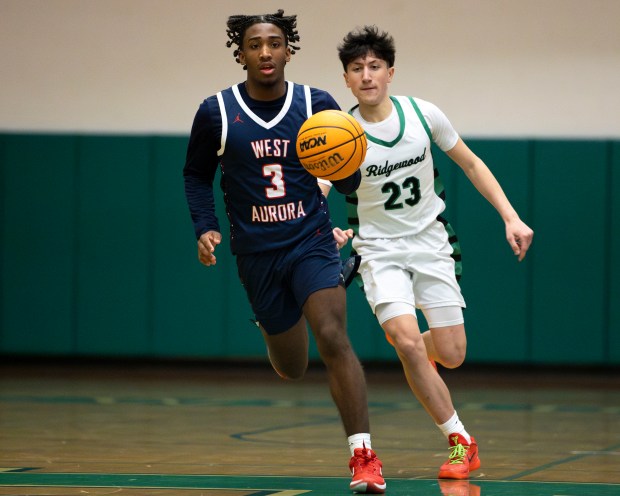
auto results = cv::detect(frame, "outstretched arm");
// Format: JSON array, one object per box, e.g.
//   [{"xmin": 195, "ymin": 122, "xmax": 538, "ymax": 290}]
[{"xmin": 447, "ymin": 138, "xmax": 534, "ymax": 261}]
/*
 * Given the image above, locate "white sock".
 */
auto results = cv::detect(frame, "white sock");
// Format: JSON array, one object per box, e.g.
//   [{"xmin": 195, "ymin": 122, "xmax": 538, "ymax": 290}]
[
  {"xmin": 437, "ymin": 411, "xmax": 471, "ymax": 444},
  {"xmin": 348, "ymin": 433, "xmax": 371, "ymax": 456}
]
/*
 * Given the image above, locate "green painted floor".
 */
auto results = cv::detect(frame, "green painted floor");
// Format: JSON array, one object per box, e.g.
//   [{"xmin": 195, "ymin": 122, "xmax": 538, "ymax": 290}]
[{"xmin": 0, "ymin": 472, "xmax": 619, "ymax": 495}]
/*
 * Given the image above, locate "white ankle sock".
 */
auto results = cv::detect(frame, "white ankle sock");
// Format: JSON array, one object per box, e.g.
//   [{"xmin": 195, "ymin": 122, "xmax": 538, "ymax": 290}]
[
  {"xmin": 348, "ymin": 433, "xmax": 371, "ymax": 456},
  {"xmin": 437, "ymin": 411, "xmax": 471, "ymax": 444}
]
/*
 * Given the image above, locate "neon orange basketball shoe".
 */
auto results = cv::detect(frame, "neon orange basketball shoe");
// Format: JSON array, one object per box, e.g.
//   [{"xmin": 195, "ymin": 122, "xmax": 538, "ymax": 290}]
[
  {"xmin": 349, "ymin": 445, "xmax": 386, "ymax": 493},
  {"xmin": 438, "ymin": 433, "xmax": 481, "ymax": 480}
]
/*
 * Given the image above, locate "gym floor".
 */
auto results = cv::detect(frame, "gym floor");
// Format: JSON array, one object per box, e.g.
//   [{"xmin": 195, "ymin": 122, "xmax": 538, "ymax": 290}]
[{"xmin": 1, "ymin": 359, "xmax": 618, "ymax": 495}]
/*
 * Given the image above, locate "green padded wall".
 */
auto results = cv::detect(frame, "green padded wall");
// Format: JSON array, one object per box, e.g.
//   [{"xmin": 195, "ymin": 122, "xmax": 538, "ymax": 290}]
[
  {"xmin": 75, "ymin": 136, "xmax": 151, "ymax": 355},
  {"xmin": 1, "ymin": 134, "xmax": 618, "ymax": 365},
  {"xmin": 150, "ymin": 136, "xmax": 217, "ymax": 357},
  {"xmin": 530, "ymin": 141, "xmax": 608, "ymax": 364},
  {"xmin": 1, "ymin": 135, "xmax": 77, "ymax": 354},
  {"xmin": 610, "ymin": 142, "xmax": 620, "ymax": 364},
  {"xmin": 451, "ymin": 140, "xmax": 533, "ymax": 363}
]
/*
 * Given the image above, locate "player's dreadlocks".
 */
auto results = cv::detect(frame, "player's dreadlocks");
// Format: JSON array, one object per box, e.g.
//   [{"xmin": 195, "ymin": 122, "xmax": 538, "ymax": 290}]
[{"xmin": 226, "ymin": 10, "xmax": 301, "ymax": 69}]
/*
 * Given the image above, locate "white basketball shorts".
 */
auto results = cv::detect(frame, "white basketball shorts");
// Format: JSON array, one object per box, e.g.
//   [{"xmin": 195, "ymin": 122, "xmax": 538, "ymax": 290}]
[{"xmin": 352, "ymin": 219, "xmax": 466, "ymax": 317}]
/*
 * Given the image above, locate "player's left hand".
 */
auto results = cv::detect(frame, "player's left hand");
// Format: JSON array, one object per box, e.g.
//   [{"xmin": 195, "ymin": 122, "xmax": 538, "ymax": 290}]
[
  {"xmin": 506, "ymin": 219, "xmax": 534, "ymax": 262},
  {"xmin": 333, "ymin": 227, "xmax": 354, "ymax": 250}
]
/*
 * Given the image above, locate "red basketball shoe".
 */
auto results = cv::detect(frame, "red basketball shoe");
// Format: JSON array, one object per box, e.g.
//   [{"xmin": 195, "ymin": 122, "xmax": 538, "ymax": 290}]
[
  {"xmin": 438, "ymin": 433, "xmax": 481, "ymax": 480},
  {"xmin": 349, "ymin": 445, "xmax": 386, "ymax": 493}
]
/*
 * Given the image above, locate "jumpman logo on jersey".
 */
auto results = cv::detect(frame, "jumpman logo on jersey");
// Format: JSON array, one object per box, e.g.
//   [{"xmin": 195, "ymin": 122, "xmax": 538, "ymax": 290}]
[{"xmin": 233, "ymin": 113, "xmax": 244, "ymax": 124}]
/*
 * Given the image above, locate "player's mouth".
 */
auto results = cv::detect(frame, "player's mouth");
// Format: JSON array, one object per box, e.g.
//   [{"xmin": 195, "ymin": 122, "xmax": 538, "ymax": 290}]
[
  {"xmin": 259, "ymin": 64, "xmax": 276, "ymax": 75},
  {"xmin": 360, "ymin": 86, "xmax": 376, "ymax": 93}
]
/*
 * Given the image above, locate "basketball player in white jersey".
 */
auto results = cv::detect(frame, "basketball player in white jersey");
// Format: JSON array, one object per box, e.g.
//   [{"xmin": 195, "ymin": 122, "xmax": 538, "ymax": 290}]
[{"xmin": 328, "ymin": 25, "xmax": 534, "ymax": 481}]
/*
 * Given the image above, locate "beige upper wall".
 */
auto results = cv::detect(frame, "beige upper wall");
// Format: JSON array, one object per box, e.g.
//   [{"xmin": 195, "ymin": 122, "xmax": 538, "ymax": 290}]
[{"xmin": 1, "ymin": 0, "xmax": 619, "ymax": 137}]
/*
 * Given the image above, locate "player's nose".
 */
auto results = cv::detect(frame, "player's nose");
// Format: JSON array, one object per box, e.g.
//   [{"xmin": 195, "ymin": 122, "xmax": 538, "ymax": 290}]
[{"xmin": 259, "ymin": 45, "xmax": 272, "ymax": 59}]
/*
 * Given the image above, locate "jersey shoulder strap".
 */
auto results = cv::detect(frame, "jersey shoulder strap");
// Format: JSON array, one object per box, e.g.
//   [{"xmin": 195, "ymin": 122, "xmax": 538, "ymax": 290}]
[
  {"xmin": 408, "ymin": 96, "xmax": 432, "ymax": 141},
  {"xmin": 302, "ymin": 84, "xmax": 312, "ymax": 117}
]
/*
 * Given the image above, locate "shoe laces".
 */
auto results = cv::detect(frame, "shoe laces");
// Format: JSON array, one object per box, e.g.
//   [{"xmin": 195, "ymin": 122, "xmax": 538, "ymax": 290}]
[
  {"xmin": 352, "ymin": 447, "xmax": 381, "ymax": 475},
  {"xmin": 447, "ymin": 442, "xmax": 468, "ymax": 465}
]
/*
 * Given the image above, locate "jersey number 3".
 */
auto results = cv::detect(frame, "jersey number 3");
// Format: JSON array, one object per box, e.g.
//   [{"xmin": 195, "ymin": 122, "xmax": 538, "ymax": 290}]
[
  {"xmin": 264, "ymin": 164, "xmax": 286, "ymax": 199},
  {"xmin": 382, "ymin": 176, "xmax": 421, "ymax": 210}
]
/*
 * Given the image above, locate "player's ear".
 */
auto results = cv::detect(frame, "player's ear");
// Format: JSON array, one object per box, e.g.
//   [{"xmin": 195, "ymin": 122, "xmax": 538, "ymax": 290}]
[
  {"xmin": 237, "ymin": 49, "xmax": 246, "ymax": 66},
  {"xmin": 343, "ymin": 72, "xmax": 351, "ymax": 88},
  {"xmin": 285, "ymin": 46, "xmax": 291, "ymax": 63},
  {"xmin": 387, "ymin": 66, "xmax": 395, "ymax": 83}
]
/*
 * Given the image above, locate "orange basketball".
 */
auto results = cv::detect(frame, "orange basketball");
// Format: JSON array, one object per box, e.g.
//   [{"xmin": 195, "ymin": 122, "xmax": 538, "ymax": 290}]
[{"xmin": 296, "ymin": 110, "xmax": 367, "ymax": 181}]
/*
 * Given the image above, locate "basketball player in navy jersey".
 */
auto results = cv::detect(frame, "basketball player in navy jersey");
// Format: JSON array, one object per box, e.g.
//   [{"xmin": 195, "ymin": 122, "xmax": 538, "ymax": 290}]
[{"xmin": 183, "ymin": 11, "xmax": 385, "ymax": 494}]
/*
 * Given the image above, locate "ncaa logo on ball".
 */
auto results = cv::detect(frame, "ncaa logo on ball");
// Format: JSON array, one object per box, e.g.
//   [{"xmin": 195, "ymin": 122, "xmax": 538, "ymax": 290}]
[{"xmin": 298, "ymin": 134, "xmax": 327, "ymax": 152}]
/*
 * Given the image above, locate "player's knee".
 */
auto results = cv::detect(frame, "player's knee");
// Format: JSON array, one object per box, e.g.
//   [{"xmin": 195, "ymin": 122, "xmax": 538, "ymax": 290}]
[
  {"xmin": 428, "ymin": 319, "xmax": 467, "ymax": 368},
  {"xmin": 314, "ymin": 326, "xmax": 352, "ymax": 363},
  {"xmin": 436, "ymin": 343, "xmax": 466, "ymax": 369},
  {"xmin": 390, "ymin": 331, "xmax": 426, "ymax": 360}
]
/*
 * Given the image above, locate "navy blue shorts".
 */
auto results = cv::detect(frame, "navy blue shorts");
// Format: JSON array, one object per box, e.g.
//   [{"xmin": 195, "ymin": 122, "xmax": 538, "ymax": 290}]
[{"xmin": 236, "ymin": 228, "xmax": 344, "ymax": 335}]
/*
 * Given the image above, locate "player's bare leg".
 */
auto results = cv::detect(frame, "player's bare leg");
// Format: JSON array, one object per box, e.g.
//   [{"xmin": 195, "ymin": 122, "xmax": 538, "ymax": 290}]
[
  {"xmin": 303, "ymin": 285, "xmax": 370, "ymax": 434},
  {"xmin": 260, "ymin": 285, "xmax": 370, "ymax": 433},
  {"xmin": 304, "ymin": 285, "xmax": 385, "ymax": 493},
  {"xmin": 383, "ymin": 314, "xmax": 455, "ymax": 423},
  {"xmin": 385, "ymin": 317, "xmax": 479, "ymax": 479}
]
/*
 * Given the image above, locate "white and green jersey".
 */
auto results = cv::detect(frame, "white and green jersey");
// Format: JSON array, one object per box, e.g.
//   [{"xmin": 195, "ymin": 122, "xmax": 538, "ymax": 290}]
[{"xmin": 348, "ymin": 96, "xmax": 459, "ymax": 240}]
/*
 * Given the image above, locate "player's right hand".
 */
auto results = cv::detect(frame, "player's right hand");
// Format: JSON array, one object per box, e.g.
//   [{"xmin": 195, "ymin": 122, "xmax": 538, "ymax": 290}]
[{"xmin": 198, "ymin": 231, "xmax": 222, "ymax": 266}]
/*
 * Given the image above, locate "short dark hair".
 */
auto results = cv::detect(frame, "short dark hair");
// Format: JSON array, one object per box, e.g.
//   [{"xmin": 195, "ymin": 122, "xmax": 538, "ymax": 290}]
[
  {"xmin": 337, "ymin": 25, "xmax": 395, "ymax": 71},
  {"xmin": 226, "ymin": 10, "xmax": 301, "ymax": 67}
]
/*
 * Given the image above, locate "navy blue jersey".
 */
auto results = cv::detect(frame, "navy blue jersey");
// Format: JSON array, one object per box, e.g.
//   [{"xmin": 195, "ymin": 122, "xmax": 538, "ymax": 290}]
[{"xmin": 184, "ymin": 81, "xmax": 340, "ymax": 255}]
